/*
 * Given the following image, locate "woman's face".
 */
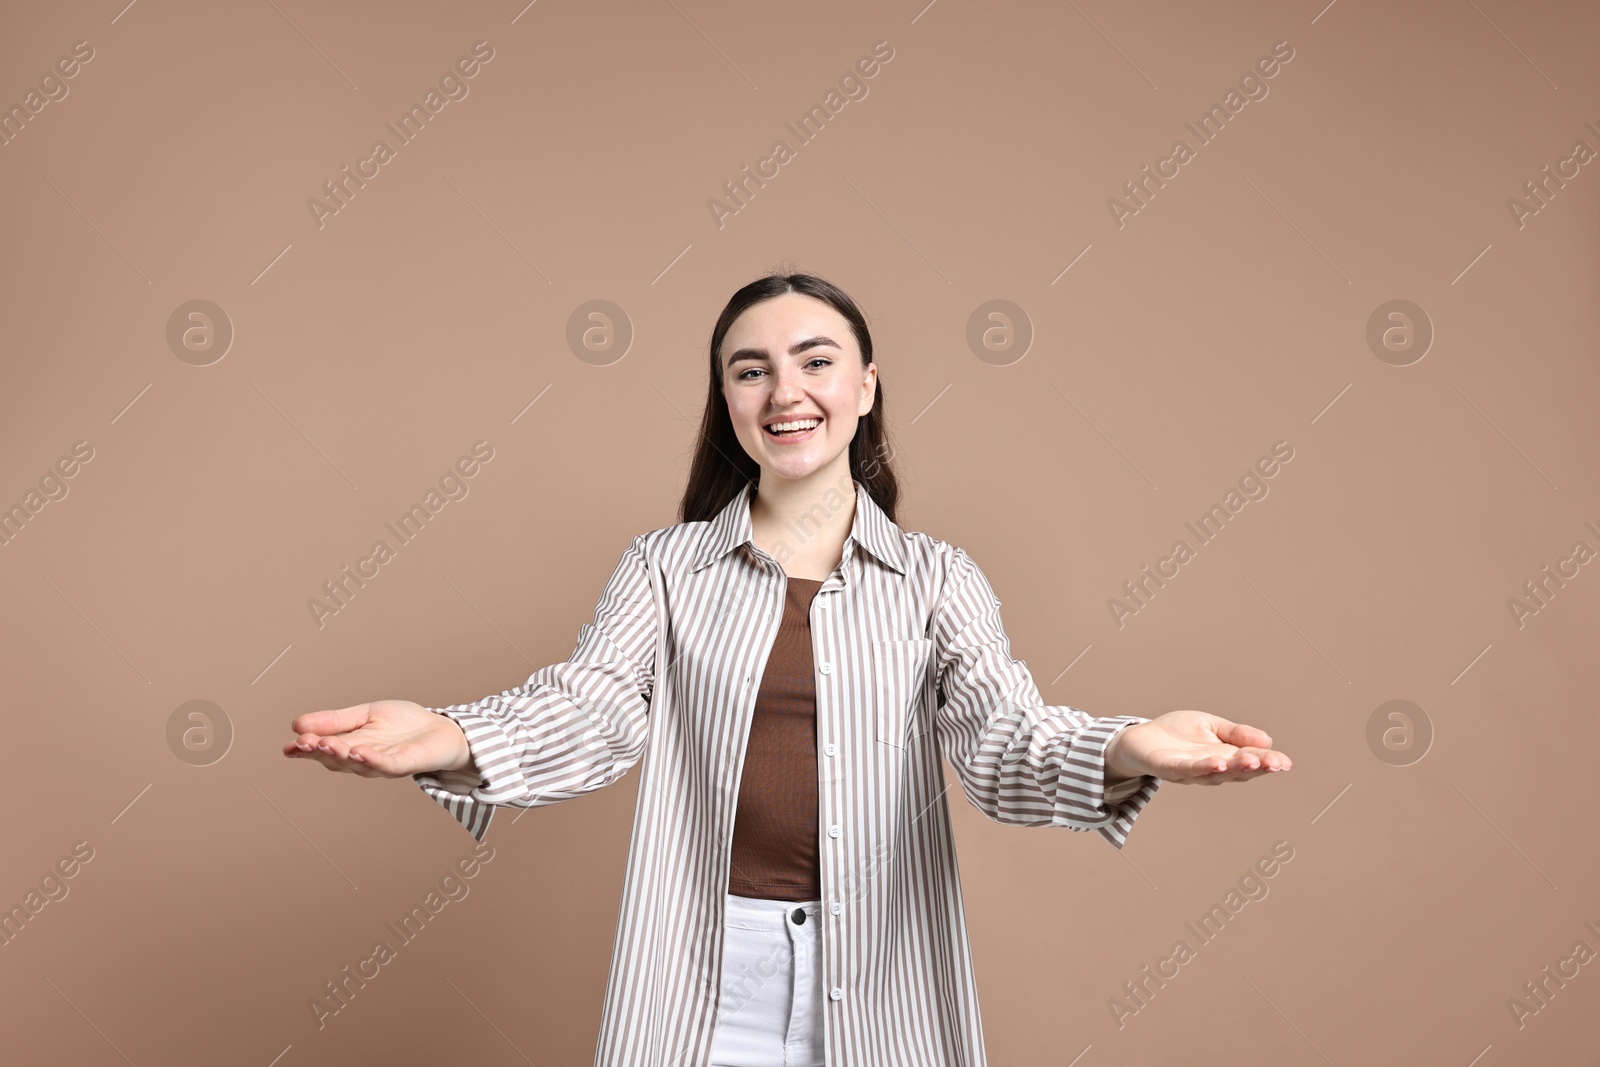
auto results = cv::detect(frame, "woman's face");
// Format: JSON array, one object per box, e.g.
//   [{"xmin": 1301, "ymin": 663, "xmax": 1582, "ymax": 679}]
[{"xmin": 720, "ymin": 292, "xmax": 877, "ymax": 488}]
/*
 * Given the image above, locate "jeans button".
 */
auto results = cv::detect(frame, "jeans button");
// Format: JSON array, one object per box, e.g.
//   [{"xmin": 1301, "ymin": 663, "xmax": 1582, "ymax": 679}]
[{"xmin": 791, "ymin": 907, "xmax": 806, "ymax": 924}]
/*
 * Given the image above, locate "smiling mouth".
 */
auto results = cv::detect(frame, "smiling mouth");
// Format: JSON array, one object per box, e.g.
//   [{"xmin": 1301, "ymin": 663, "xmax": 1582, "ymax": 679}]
[{"xmin": 765, "ymin": 418, "xmax": 821, "ymax": 437}]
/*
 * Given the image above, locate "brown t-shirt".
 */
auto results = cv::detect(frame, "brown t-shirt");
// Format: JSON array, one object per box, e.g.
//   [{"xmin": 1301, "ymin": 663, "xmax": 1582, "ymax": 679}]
[{"xmin": 727, "ymin": 575, "xmax": 823, "ymax": 901}]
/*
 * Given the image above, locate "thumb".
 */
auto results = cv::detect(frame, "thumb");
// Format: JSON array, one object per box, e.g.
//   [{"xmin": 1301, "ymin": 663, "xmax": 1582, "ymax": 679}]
[{"xmin": 290, "ymin": 703, "xmax": 374, "ymax": 738}]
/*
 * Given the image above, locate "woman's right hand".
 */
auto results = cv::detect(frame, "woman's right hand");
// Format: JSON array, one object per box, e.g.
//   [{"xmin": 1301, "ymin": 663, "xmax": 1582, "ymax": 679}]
[{"xmin": 282, "ymin": 699, "xmax": 474, "ymax": 779}]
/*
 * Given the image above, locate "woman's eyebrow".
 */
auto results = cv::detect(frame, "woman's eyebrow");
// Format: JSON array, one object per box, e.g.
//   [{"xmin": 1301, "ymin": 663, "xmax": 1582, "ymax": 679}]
[{"xmin": 726, "ymin": 335, "xmax": 842, "ymax": 367}]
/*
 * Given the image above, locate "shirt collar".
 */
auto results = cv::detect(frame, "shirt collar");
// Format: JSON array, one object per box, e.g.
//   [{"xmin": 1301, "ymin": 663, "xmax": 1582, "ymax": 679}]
[{"xmin": 689, "ymin": 478, "xmax": 908, "ymax": 576}]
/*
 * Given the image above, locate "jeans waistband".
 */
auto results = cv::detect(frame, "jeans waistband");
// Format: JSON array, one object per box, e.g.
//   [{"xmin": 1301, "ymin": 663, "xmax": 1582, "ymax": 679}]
[{"xmin": 724, "ymin": 892, "xmax": 821, "ymax": 928}]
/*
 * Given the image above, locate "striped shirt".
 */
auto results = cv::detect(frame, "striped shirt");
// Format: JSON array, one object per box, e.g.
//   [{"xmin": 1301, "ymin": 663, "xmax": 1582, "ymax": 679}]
[{"xmin": 414, "ymin": 479, "xmax": 1161, "ymax": 1066}]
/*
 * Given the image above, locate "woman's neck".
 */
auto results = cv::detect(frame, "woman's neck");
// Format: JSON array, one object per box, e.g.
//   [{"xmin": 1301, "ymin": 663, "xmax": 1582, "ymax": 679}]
[{"xmin": 749, "ymin": 473, "xmax": 857, "ymax": 580}]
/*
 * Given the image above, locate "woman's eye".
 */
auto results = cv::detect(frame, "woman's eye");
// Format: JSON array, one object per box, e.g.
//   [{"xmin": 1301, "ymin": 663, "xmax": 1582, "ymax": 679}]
[{"xmin": 738, "ymin": 359, "xmax": 830, "ymax": 380}]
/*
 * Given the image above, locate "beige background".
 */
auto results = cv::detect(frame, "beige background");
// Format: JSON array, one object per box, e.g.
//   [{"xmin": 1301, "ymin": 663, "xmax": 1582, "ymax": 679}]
[{"xmin": 2, "ymin": 0, "xmax": 1597, "ymax": 1063}]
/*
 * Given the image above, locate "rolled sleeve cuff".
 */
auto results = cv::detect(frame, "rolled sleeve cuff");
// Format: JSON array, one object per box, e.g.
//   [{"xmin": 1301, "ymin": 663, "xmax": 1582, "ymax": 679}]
[
  {"xmin": 1054, "ymin": 714, "xmax": 1162, "ymax": 850},
  {"xmin": 411, "ymin": 705, "xmax": 525, "ymax": 842}
]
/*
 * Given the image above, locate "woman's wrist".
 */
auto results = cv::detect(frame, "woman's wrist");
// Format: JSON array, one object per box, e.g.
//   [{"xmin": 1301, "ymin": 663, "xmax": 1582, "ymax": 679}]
[
  {"xmin": 1104, "ymin": 722, "xmax": 1146, "ymax": 782},
  {"xmin": 438, "ymin": 714, "xmax": 475, "ymax": 774}
]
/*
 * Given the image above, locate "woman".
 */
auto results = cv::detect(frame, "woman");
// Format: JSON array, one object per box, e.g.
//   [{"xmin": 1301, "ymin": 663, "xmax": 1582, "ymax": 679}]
[{"xmin": 284, "ymin": 272, "xmax": 1292, "ymax": 1067}]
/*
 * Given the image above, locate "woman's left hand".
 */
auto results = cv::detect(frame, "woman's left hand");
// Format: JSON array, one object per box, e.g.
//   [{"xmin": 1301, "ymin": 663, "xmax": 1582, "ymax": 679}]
[{"xmin": 1104, "ymin": 710, "xmax": 1292, "ymax": 786}]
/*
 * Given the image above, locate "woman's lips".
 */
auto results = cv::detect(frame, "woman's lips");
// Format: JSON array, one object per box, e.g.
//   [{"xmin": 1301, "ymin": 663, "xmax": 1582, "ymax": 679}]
[{"xmin": 764, "ymin": 419, "xmax": 820, "ymax": 444}]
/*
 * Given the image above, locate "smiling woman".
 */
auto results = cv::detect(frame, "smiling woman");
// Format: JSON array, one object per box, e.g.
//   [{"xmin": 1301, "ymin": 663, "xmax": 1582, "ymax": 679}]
[{"xmin": 285, "ymin": 268, "xmax": 1292, "ymax": 1067}]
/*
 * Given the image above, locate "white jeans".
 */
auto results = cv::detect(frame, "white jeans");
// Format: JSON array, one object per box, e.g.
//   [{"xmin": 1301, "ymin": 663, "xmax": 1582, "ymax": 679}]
[{"xmin": 708, "ymin": 892, "xmax": 824, "ymax": 1067}]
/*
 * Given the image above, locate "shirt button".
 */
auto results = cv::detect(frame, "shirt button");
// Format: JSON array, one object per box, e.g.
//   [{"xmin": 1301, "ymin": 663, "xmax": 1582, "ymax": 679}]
[
  {"xmin": 830, "ymin": 987, "xmax": 843, "ymax": 1001},
  {"xmin": 830, "ymin": 902, "xmax": 842, "ymax": 915},
  {"xmin": 824, "ymin": 743, "xmax": 836, "ymax": 757},
  {"xmin": 819, "ymin": 662, "xmax": 831, "ymax": 675},
  {"xmin": 827, "ymin": 824, "xmax": 840, "ymax": 838}
]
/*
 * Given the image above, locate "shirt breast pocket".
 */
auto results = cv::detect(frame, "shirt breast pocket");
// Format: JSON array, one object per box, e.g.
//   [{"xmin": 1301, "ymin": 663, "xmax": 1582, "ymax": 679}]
[{"xmin": 871, "ymin": 637, "xmax": 935, "ymax": 748}]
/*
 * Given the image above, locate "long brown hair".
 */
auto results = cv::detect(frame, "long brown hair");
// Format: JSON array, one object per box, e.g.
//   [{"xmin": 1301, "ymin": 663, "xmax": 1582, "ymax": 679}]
[{"xmin": 677, "ymin": 271, "xmax": 901, "ymax": 525}]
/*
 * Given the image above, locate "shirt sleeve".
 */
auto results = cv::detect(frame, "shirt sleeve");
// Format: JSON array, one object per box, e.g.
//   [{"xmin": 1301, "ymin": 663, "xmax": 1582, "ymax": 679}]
[
  {"xmin": 412, "ymin": 533, "xmax": 659, "ymax": 842},
  {"xmin": 932, "ymin": 545, "xmax": 1160, "ymax": 849}
]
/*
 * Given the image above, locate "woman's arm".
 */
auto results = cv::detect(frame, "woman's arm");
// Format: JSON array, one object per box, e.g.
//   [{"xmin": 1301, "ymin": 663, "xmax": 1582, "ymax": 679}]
[
  {"xmin": 931, "ymin": 545, "xmax": 1160, "ymax": 849},
  {"xmin": 929, "ymin": 546, "xmax": 1293, "ymax": 849},
  {"xmin": 413, "ymin": 532, "xmax": 662, "ymax": 841},
  {"xmin": 284, "ymin": 533, "xmax": 662, "ymax": 844}
]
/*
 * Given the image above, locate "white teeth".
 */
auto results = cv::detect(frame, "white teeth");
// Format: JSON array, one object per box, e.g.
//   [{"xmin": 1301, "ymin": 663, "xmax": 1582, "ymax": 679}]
[{"xmin": 767, "ymin": 418, "xmax": 820, "ymax": 434}]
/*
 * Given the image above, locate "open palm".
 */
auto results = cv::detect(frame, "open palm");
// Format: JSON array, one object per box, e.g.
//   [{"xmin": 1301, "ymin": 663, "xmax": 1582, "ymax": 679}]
[
  {"xmin": 1108, "ymin": 710, "xmax": 1292, "ymax": 786},
  {"xmin": 281, "ymin": 699, "xmax": 469, "ymax": 779}
]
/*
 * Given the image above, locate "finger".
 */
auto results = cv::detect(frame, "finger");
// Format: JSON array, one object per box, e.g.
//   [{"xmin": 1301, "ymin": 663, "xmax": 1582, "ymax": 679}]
[
  {"xmin": 351, "ymin": 741, "xmax": 428, "ymax": 778},
  {"xmin": 285, "ymin": 744, "xmax": 387, "ymax": 777},
  {"xmin": 1235, "ymin": 746, "xmax": 1292, "ymax": 772},
  {"xmin": 346, "ymin": 743, "xmax": 402, "ymax": 775},
  {"xmin": 1194, "ymin": 764, "xmax": 1281, "ymax": 785},
  {"xmin": 318, "ymin": 735, "xmax": 353, "ymax": 760},
  {"xmin": 290, "ymin": 704, "xmax": 373, "ymax": 739},
  {"xmin": 1171, "ymin": 752, "xmax": 1235, "ymax": 776},
  {"xmin": 1215, "ymin": 721, "xmax": 1273, "ymax": 750}
]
